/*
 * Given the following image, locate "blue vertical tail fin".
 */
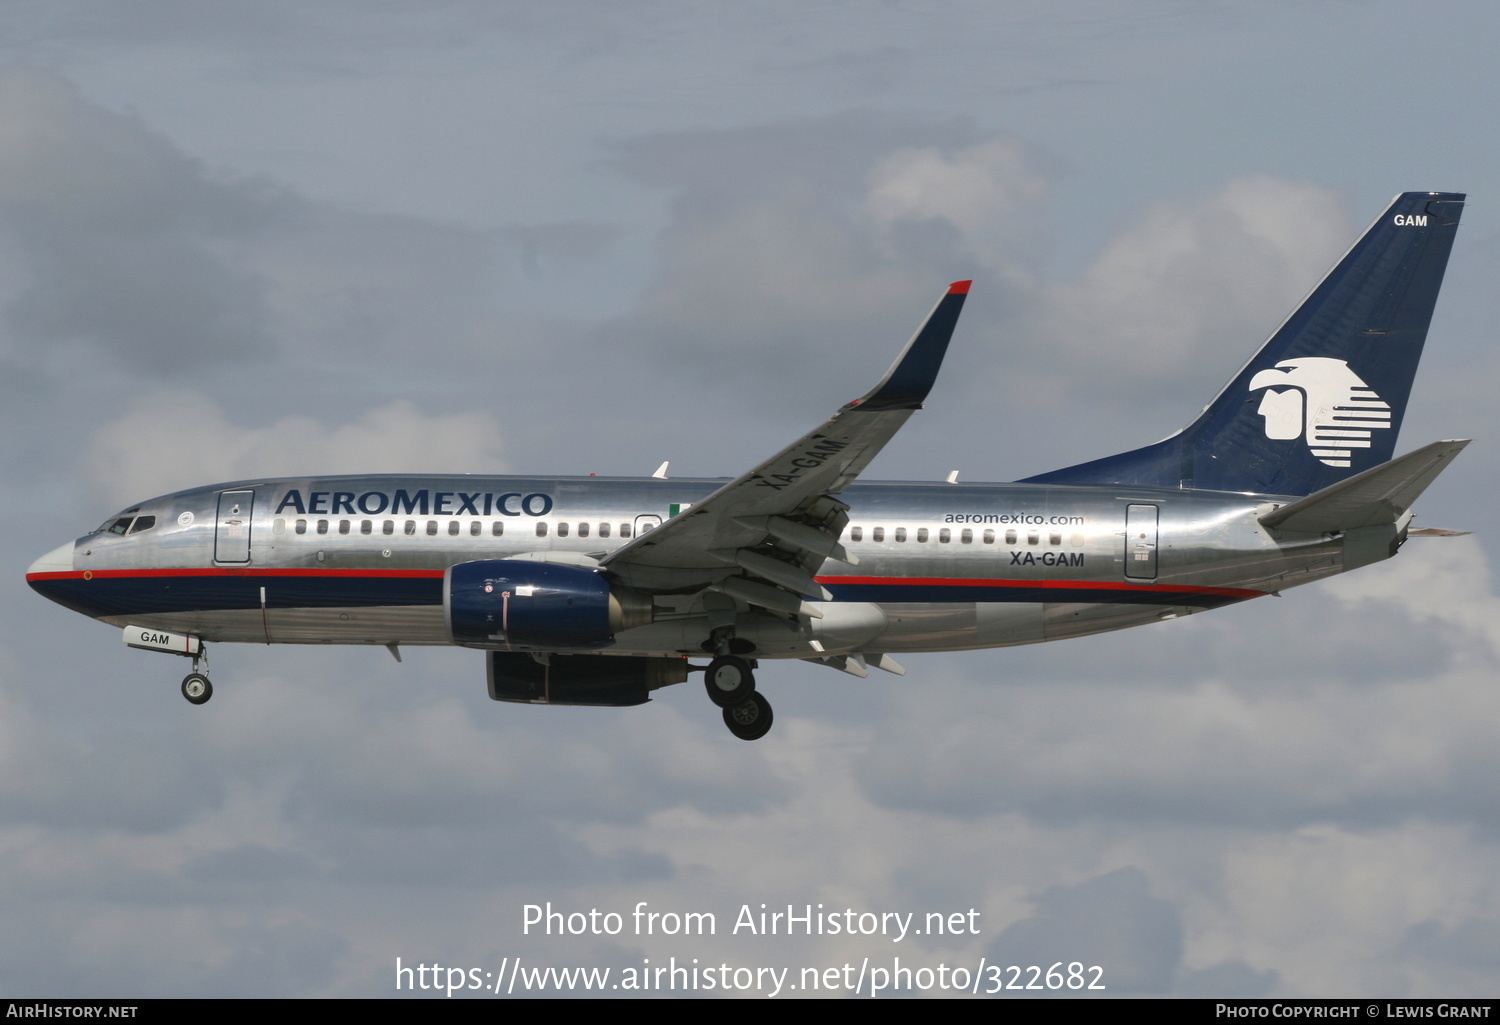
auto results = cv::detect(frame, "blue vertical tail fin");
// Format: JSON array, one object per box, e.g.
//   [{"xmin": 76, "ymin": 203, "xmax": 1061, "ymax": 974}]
[{"xmin": 1024, "ymin": 191, "xmax": 1465, "ymax": 495}]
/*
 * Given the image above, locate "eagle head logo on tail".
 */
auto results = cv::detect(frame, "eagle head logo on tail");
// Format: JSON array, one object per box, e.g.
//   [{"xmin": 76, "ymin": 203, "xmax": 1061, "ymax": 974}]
[{"xmin": 1247, "ymin": 357, "xmax": 1391, "ymax": 469}]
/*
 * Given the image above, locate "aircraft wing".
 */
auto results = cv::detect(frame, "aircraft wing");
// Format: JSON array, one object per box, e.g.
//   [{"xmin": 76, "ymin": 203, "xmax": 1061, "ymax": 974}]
[{"xmin": 599, "ymin": 281, "xmax": 971, "ymax": 605}]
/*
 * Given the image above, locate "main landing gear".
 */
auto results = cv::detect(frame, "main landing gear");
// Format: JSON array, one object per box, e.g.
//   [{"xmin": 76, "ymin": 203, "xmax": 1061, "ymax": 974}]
[
  {"xmin": 180, "ymin": 647, "xmax": 213, "ymax": 705},
  {"xmin": 700, "ymin": 652, "xmax": 773, "ymax": 741},
  {"xmin": 704, "ymin": 655, "xmax": 755, "ymax": 707},
  {"xmin": 722, "ymin": 691, "xmax": 773, "ymax": 741}
]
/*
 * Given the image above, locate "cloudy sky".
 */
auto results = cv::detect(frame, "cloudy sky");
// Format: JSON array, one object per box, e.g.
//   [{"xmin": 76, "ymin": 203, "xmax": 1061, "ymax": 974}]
[{"xmin": 5, "ymin": 0, "xmax": 1500, "ymax": 998}]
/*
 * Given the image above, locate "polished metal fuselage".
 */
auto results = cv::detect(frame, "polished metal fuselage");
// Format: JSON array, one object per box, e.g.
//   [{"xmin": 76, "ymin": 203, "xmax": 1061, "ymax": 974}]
[{"xmin": 47, "ymin": 474, "xmax": 1347, "ymax": 660}]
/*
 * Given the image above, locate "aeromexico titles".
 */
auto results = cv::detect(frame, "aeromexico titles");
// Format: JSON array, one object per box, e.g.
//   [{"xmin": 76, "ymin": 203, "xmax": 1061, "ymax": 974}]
[{"xmin": 28, "ymin": 191, "xmax": 1470, "ymax": 740}]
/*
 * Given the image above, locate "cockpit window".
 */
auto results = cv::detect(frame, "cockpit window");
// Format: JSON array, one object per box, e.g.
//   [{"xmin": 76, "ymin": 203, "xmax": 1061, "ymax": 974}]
[
  {"xmin": 127, "ymin": 515, "xmax": 156, "ymax": 534},
  {"xmin": 92, "ymin": 508, "xmax": 140, "ymax": 535}
]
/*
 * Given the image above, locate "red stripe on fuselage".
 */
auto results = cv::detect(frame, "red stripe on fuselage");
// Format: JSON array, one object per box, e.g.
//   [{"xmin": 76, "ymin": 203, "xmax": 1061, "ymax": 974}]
[{"xmin": 26, "ymin": 568, "xmax": 447, "ymax": 582}]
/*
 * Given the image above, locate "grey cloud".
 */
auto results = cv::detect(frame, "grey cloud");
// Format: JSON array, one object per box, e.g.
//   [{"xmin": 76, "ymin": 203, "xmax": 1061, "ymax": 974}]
[
  {"xmin": 1400, "ymin": 918, "xmax": 1500, "ymax": 974},
  {"xmin": 184, "ymin": 845, "xmax": 320, "ymax": 885},
  {"xmin": 986, "ymin": 867, "xmax": 1182, "ymax": 995},
  {"xmin": 1177, "ymin": 959, "xmax": 1279, "ymax": 997},
  {"xmin": 0, "ymin": 895, "xmax": 346, "ymax": 998},
  {"xmin": 598, "ymin": 116, "xmax": 1031, "ymax": 411},
  {"xmin": 495, "ymin": 221, "xmax": 619, "ymax": 275},
  {"xmin": 320, "ymin": 825, "xmax": 671, "ymax": 888},
  {"xmin": 0, "ymin": 67, "xmax": 276, "ymax": 372},
  {"xmin": 0, "ymin": 67, "xmax": 598, "ymax": 398},
  {"xmin": 989, "ymin": 585, "xmax": 1482, "ymax": 689}
]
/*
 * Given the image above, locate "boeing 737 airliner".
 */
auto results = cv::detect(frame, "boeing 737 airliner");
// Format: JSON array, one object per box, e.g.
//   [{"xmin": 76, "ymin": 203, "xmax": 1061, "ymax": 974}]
[{"xmin": 28, "ymin": 192, "xmax": 1469, "ymax": 739}]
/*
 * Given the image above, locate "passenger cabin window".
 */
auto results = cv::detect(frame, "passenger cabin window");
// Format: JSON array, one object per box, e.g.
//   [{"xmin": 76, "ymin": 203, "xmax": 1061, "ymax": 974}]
[
  {"xmin": 492, "ymin": 522, "xmax": 504, "ymax": 537},
  {"xmin": 1050, "ymin": 531, "xmax": 1062, "ymax": 545},
  {"xmin": 850, "ymin": 526, "xmax": 863, "ymax": 542},
  {"xmin": 338, "ymin": 520, "xmax": 350, "ymax": 535},
  {"xmin": 470, "ymin": 521, "xmax": 481, "ymax": 536},
  {"xmin": 872, "ymin": 527, "xmax": 885, "ymax": 542},
  {"xmin": 599, "ymin": 523, "xmax": 610, "ymax": 538},
  {"xmin": 983, "ymin": 529, "xmax": 995, "ymax": 544},
  {"xmin": 404, "ymin": 520, "xmax": 416, "ymax": 535},
  {"xmin": 1005, "ymin": 529, "xmax": 1017, "ymax": 545},
  {"xmin": 578, "ymin": 522, "xmax": 589, "ymax": 538},
  {"xmin": 1027, "ymin": 530, "xmax": 1039, "ymax": 545},
  {"xmin": 961, "ymin": 528, "xmax": 972, "ymax": 544},
  {"xmin": 426, "ymin": 520, "xmax": 438, "ymax": 536},
  {"xmin": 619, "ymin": 523, "xmax": 631, "ymax": 538},
  {"xmin": 557, "ymin": 522, "xmax": 569, "ymax": 538},
  {"xmin": 917, "ymin": 528, "xmax": 929, "ymax": 543},
  {"xmin": 536, "ymin": 522, "xmax": 548, "ymax": 537},
  {"xmin": 316, "ymin": 519, "xmax": 329, "ymax": 535},
  {"xmin": 894, "ymin": 527, "xmax": 907, "ymax": 542},
  {"xmin": 448, "ymin": 521, "xmax": 460, "ymax": 536},
  {"xmin": 383, "ymin": 520, "xmax": 394, "ymax": 535},
  {"xmin": 273, "ymin": 518, "xmax": 286, "ymax": 536},
  {"xmin": 939, "ymin": 528, "xmax": 951, "ymax": 543},
  {"xmin": 295, "ymin": 519, "xmax": 307, "ymax": 535},
  {"xmin": 360, "ymin": 520, "xmax": 373, "ymax": 535}
]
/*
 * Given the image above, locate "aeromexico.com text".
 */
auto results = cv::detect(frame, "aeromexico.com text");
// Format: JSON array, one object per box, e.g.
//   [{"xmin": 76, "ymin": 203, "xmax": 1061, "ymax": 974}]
[{"xmin": 944, "ymin": 513, "xmax": 1085, "ymax": 525}]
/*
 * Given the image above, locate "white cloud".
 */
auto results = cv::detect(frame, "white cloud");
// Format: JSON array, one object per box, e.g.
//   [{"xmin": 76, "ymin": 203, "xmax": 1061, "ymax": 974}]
[
  {"xmin": 1033, "ymin": 176, "xmax": 1350, "ymax": 372},
  {"xmin": 865, "ymin": 138, "xmax": 1047, "ymax": 273}
]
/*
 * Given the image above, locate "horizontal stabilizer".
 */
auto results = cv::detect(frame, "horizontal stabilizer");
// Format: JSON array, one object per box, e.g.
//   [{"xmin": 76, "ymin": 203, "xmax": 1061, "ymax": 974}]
[{"xmin": 1260, "ymin": 439, "xmax": 1469, "ymax": 533}]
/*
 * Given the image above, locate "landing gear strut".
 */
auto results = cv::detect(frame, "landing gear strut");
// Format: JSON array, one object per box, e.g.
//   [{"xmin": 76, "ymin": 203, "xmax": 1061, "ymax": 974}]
[{"xmin": 180, "ymin": 646, "xmax": 213, "ymax": 705}]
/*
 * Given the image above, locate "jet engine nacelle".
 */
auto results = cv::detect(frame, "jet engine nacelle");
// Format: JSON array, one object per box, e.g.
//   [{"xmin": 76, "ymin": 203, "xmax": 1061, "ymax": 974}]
[{"xmin": 445, "ymin": 560, "xmax": 651, "ymax": 649}]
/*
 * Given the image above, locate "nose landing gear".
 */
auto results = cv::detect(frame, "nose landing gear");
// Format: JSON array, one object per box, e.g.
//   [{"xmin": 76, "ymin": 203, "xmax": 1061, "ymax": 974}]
[
  {"xmin": 180, "ymin": 646, "xmax": 213, "ymax": 705},
  {"xmin": 181, "ymin": 673, "xmax": 212, "ymax": 704}
]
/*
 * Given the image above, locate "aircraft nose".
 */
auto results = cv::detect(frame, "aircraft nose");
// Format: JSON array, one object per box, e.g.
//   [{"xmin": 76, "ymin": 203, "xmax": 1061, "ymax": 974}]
[{"xmin": 27, "ymin": 541, "xmax": 76, "ymax": 577}]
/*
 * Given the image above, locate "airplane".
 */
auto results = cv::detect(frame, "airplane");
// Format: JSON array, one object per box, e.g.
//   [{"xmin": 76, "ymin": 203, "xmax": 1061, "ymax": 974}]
[{"xmin": 27, "ymin": 191, "xmax": 1468, "ymax": 741}]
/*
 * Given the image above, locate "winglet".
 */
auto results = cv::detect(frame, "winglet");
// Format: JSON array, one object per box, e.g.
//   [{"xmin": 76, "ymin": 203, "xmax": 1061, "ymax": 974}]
[{"xmin": 849, "ymin": 281, "xmax": 971, "ymax": 411}]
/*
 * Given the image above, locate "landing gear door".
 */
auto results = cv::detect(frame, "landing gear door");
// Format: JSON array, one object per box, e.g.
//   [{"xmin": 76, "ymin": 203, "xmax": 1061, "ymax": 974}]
[
  {"xmin": 215, "ymin": 490, "xmax": 254, "ymax": 564},
  {"xmin": 1124, "ymin": 504, "xmax": 1158, "ymax": 580}
]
